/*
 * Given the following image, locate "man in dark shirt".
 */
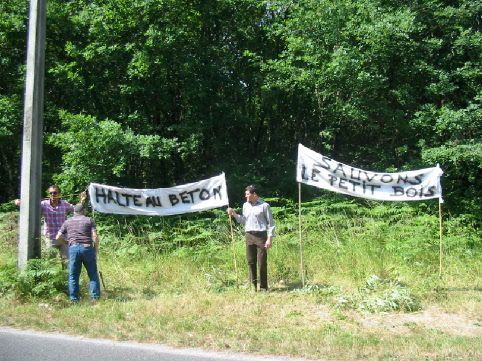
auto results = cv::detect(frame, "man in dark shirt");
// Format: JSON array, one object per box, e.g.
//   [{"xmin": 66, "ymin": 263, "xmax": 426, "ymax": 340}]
[{"xmin": 56, "ymin": 203, "xmax": 100, "ymax": 302}]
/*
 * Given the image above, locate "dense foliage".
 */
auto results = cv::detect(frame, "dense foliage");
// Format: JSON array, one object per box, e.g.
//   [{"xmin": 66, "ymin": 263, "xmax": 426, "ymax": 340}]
[
  {"xmin": 1, "ymin": 199, "xmax": 480, "ymax": 304},
  {"xmin": 0, "ymin": 0, "xmax": 480, "ymax": 216}
]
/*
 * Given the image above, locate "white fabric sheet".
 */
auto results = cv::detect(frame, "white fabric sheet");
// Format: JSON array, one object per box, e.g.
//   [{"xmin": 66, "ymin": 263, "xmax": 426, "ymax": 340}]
[
  {"xmin": 89, "ymin": 173, "xmax": 229, "ymax": 215},
  {"xmin": 297, "ymin": 144, "xmax": 443, "ymax": 201}
]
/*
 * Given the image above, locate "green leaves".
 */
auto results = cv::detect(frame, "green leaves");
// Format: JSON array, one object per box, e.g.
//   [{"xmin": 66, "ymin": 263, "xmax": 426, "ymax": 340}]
[
  {"xmin": 48, "ymin": 111, "xmax": 182, "ymax": 193},
  {"xmin": 15, "ymin": 258, "xmax": 66, "ymax": 299},
  {"xmin": 338, "ymin": 275, "xmax": 421, "ymax": 313},
  {"xmin": 0, "ymin": 0, "xmax": 480, "ymax": 216}
]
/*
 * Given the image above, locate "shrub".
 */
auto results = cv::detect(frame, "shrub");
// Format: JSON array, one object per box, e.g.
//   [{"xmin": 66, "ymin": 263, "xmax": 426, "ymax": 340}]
[
  {"xmin": 338, "ymin": 275, "xmax": 421, "ymax": 313},
  {"xmin": 16, "ymin": 258, "xmax": 66, "ymax": 298},
  {"xmin": 0, "ymin": 262, "xmax": 17, "ymax": 297}
]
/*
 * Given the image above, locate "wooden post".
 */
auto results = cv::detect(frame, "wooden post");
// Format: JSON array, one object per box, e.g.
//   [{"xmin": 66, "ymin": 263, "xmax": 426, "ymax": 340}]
[
  {"xmin": 298, "ymin": 183, "xmax": 305, "ymax": 287},
  {"xmin": 228, "ymin": 211, "xmax": 239, "ymax": 287},
  {"xmin": 18, "ymin": 0, "xmax": 47, "ymax": 269},
  {"xmin": 438, "ymin": 198, "xmax": 443, "ymax": 278}
]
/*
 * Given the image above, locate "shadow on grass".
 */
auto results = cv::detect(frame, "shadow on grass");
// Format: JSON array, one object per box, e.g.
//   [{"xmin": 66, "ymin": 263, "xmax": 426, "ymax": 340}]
[
  {"xmin": 270, "ymin": 281, "xmax": 303, "ymax": 292},
  {"xmin": 102, "ymin": 287, "xmax": 135, "ymax": 302},
  {"xmin": 270, "ymin": 281, "xmax": 332, "ymax": 293},
  {"xmin": 100, "ymin": 286, "xmax": 161, "ymax": 302},
  {"xmin": 437, "ymin": 287, "xmax": 482, "ymax": 292}
]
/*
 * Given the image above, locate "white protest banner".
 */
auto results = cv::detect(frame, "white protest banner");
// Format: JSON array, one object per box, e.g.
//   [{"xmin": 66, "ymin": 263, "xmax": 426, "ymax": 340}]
[
  {"xmin": 89, "ymin": 173, "xmax": 229, "ymax": 216},
  {"xmin": 297, "ymin": 144, "xmax": 443, "ymax": 201}
]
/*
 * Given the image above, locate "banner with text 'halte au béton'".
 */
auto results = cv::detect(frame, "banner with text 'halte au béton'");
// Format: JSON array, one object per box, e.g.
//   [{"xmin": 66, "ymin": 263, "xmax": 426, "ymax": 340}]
[
  {"xmin": 297, "ymin": 144, "xmax": 443, "ymax": 201},
  {"xmin": 89, "ymin": 173, "xmax": 229, "ymax": 216}
]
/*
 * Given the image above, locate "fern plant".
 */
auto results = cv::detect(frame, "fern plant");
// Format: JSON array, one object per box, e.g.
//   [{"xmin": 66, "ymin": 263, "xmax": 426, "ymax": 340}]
[{"xmin": 16, "ymin": 258, "xmax": 66, "ymax": 298}]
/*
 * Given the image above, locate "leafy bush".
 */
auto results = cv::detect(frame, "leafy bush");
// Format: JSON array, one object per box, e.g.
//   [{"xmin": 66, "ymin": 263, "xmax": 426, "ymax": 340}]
[
  {"xmin": 0, "ymin": 262, "xmax": 17, "ymax": 297},
  {"xmin": 94, "ymin": 209, "xmax": 233, "ymax": 256},
  {"xmin": 0, "ymin": 202, "xmax": 16, "ymax": 213},
  {"xmin": 0, "ymin": 257, "xmax": 66, "ymax": 299},
  {"xmin": 204, "ymin": 266, "xmax": 238, "ymax": 293},
  {"xmin": 16, "ymin": 258, "xmax": 66, "ymax": 299},
  {"xmin": 338, "ymin": 275, "xmax": 421, "ymax": 313}
]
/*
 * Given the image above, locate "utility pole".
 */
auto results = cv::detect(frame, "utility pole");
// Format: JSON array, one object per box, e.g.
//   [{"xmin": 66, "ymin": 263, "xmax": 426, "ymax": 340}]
[{"xmin": 18, "ymin": 0, "xmax": 47, "ymax": 270}]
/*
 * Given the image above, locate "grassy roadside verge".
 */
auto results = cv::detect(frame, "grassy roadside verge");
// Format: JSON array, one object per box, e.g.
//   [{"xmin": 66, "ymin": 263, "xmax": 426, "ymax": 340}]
[
  {"xmin": 1, "ymin": 199, "xmax": 481, "ymax": 360},
  {"xmin": 2, "ymin": 290, "xmax": 481, "ymax": 360}
]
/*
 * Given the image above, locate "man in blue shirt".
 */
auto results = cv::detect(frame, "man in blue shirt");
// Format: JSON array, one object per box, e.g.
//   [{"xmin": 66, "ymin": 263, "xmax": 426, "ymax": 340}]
[{"xmin": 227, "ymin": 185, "xmax": 275, "ymax": 292}]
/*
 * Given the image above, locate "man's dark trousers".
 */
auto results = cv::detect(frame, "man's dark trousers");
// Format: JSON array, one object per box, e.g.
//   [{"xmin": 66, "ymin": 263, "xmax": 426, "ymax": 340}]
[{"xmin": 245, "ymin": 231, "xmax": 268, "ymax": 291}]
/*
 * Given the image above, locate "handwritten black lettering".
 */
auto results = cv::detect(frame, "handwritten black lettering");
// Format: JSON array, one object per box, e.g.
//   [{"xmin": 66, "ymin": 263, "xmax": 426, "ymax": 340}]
[
  {"xmin": 169, "ymin": 194, "xmax": 179, "ymax": 206},
  {"xmin": 333, "ymin": 163, "xmax": 347, "ymax": 177},
  {"xmin": 179, "ymin": 191, "xmax": 191, "ymax": 204},
  {"xmin": 301, "ymin": 164, "xmax": 309, "ymax": 181},
  {"xmin": 363, "ymin": 171, "xmax": 378, "ymax": 182},
  {"xmin": 311, "ymin": 167, "xmax": 321, "ymax": 182},
  {"xmin": 410, "ymin": 174, "xmax": 423, "ymax": 185},
  {"xmin": 391, "ymin": 186, "xmax": 405, "ymax": 196},
  {"xmin": 133, "ymin": 195, "xmax": 142, "ymax": 206},
  {"xmin": 350, "ymin": 168, "xmax": 361, "ymax": 180},
  {"xmin": 348, "ymin": 179, "xmax": 361, "ymax": 192},
  {"xmin": 320, "ymin": 157, "xmax": 332, "ymax": 170},
  {"xmin": 122, "ymin": 193, "xmax": 132, "ymax": 206},
  {"xmin": 406, "ymin": 188, "xmax": 418, "ymax": 197},
  {"xmin": 199, "ymin": 189, "xmax": 210, "ymax": 200},
  {"xmin": 115, "ymin": 191, "xmax": 125, "ymax": 207},
  {"xmin": 213, "ymin": 185, "xmax": 222, "ymax": 199},
  {"xmin": 424, "ymin": 186, "xmax": 436, "ymax": 197},
  {"xmin": 107, "ymin": 190, "xmax": 117, "ymax": 204},
  {"xmin": 146, "ymin": 196, "xmax": 162, "ymax": 207},
  {"xmin": 95, "ymin": 187, "xmax": 107, "ymax": 203},
  {"xmin": 397, "ymin": 174, "xmax": 409, "ymax": 184},
  {"xmin": 380, "ymin": 174, "xmax": 394, "ymax": 183},
  {"xmin": 328, "ymin": 174, "xmax": 337, "ymax": 186},
  {"xmin": 338, "ymin": 177, "xmax": 348, "ymax": 190}
]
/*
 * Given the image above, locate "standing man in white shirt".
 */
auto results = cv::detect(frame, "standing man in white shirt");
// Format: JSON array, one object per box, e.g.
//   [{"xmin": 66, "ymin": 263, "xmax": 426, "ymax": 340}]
[{"xmin": 227, "ymin": 185, "xmax": 275, "ymax": 292}]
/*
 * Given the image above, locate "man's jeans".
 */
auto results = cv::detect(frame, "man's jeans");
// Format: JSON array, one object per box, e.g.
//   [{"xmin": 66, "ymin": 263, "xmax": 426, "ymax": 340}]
[{"xmin": 68, "ymin": 244, "xmax": 100, "ymax": 301}]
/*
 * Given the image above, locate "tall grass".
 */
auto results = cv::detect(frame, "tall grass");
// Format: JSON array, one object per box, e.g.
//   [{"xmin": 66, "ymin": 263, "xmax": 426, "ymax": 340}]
[
  {"xmin": 0, "ymin": 198, "xmax": 481, "ymax": 360},
  {"xmin": 1, "ymin": 197, "xmax": 480, "ymax": 302},
  {"xmin": 61, "ymin": 197, "xmax": 480, "ymax": 307}
]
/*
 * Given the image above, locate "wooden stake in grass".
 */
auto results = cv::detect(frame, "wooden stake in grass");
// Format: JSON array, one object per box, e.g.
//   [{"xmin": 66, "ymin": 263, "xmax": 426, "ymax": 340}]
[
  {"xmin": 91, "ymin": 208, "xmax": 106, "ymax": 290},
  {"xmin": 298, "ymin": 183, "xmax": 305, "ymax": 288},
  {"xmin": 228, "ymin": 209, "xmax": 240, "ymax": 288},
  {"xmin": 439, "ymin": 197, "xmax": 444, "ymax": 279},
  {"xmin": 98, "ymin": 269, "xmax": 106, "ymax": 290}
]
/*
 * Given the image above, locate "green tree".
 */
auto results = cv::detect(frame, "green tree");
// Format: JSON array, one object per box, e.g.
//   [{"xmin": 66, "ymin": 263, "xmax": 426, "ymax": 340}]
[
  {"xmin": 1, "ymin": 0, "xmax": 480, "ymax": 217},
  {"xmin": 45, "ymin": 0, "xmax": 270, "ymax": 192},
  {"xmin": 0, "ymin": 0, "xmax": 27, "ymax": 202},
  {"xmin": 259, "ymin": 0, "xmax": 481, "ymax": 209},
  {"xmin": 410, "ymin": 0, "xmax": 482, "ymax": 214}
]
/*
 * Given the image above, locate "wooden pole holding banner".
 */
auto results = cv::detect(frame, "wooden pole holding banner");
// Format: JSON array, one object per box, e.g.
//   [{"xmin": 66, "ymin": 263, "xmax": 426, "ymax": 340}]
[
  {"xmin": 298, "ymin": 183, "xmax": 305, "ymax": 288},
  {"xmin": 438, "ymin": 198, "xmax": 443, "ymax": 278},
  {"xmin": 91, "ymin": 208, "xmax": 106, "ymax": 290},
  {"xmin": 228, "ymin": 210, "xmax": 240, "ymax": 288}
]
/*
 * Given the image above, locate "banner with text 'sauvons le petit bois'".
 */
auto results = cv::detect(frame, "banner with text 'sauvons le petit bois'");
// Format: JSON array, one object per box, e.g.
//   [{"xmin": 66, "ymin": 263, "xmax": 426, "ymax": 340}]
[
  {"xmin": 297, "ymin": 144, "xmax": 443, "ymax": 201},
  {"xmin": 89, "ymin": 173, "xmax": 229, "ymax": 216}
]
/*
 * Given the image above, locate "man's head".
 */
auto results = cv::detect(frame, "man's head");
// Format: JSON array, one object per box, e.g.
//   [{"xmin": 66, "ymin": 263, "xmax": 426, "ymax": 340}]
[
  {"xmin": 74, "ymin": 203, "xmax": 85, "ymax": 215},
  {"xmin": 245, "ymin": 185, "xmax": 259, "ymax": 204},
  {"xmin": 47, "ymin": 185, "xmax": 61, "ymax": 200}
]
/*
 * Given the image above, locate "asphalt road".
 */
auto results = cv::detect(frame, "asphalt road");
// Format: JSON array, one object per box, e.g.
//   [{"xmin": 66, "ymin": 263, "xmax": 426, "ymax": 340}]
[{"xmin": 0, "ymin": 328, "xmax": 308, "ymax": 361}]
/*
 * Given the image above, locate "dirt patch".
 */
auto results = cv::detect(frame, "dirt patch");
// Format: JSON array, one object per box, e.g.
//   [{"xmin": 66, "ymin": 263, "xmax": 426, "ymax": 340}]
[{"xmin": 358, "ymin": 305, "xmax": 482, "ymax": 336}]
